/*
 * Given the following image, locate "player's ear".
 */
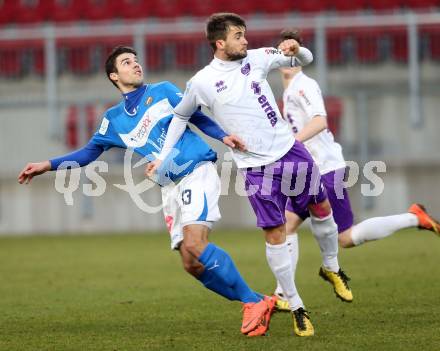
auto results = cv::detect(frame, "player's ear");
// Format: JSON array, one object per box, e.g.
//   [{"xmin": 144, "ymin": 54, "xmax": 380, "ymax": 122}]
[
  {"xmin": 109, "ymin": 72, "xmax": 118, "ymax": 83},
  {"xmin": 216, "ymin": 39, "xmax": 225, "ymax": 51}
]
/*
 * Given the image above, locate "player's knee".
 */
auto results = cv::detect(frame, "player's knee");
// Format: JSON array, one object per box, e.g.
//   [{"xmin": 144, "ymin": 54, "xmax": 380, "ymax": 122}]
[
  {"xmin": 264, "ymin": 224, "xmax": 286, "ymax": 245},
  {"xmin": 338, "ymin": 230, "xmax": 354, "ymax": 248},
  {"xmin": 285, "ymin": 217, "xmax": 297, "ymax": 234},
  {"xmin": 308, "ymin": 200, "xmax": 332, "ymax": 218},
  {"xmin": 183, "ymin": 239, "xmax": 203, "ymax": 258}
]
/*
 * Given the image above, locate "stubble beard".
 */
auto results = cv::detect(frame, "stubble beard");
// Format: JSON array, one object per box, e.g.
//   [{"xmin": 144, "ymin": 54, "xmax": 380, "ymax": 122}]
[{"xmin": 226, "ymin": 49, "xmax": 247, "ymax": 61}]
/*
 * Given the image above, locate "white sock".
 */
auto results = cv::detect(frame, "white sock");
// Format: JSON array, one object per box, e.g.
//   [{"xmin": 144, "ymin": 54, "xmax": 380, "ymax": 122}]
[
  {"xmin": 310, "ymin": 213, "xmax": 340, "ymax": 273},
  {"xmin": 274, "ymin": 233, "xmax": 299, "ymax": 297},
  {"xmin": 351, "ymin": 213, "xmax": 418, "ymax": 246},
  {"xmin": 266, "ymin": 241, "xmax": 303, "ymax": 311}
]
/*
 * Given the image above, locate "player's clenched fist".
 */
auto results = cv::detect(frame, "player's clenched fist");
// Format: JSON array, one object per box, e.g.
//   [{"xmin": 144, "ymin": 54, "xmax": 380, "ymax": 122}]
[
  {"xmin": 279, "ymin": 39, "xmax": 300, "ymax": 56},
  {"xmin": 145, "ymin": 159, "xmax": 162, "ymax": 177}
]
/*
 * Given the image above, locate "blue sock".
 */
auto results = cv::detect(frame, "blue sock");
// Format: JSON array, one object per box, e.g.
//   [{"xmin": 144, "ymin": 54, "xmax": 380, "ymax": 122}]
[
  {"xmin": 199, "ymin": 269, "xmax": 238, "ymax": 301},
  {"xmin": 198, "ymin": 243, "xmax": 260, "ymax": 303}
]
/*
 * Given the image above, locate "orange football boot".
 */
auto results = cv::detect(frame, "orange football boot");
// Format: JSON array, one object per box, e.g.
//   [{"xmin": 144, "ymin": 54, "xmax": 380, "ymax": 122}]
[
  {"xmin": 246, "ymin": 296, "xmax": 276, "ymax": 337},
  {"xmin": 241, "ymin": 299, "xmax": 269, "ymax": 334},
  {"xmin": 408, "ymin": 203, "xmax": 440, "ymax": 236}
]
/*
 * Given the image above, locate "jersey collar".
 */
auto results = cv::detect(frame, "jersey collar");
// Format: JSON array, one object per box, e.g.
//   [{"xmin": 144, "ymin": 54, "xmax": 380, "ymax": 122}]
[
  {"xmin": 122, "ymin": 84, "xmax": 148, "ymax": 116},
  {"xmin": 211, "ymin": 56, "xmax": 242, "ymax": 71},
  {"xmin": 288, "ymin": 71, "xmax": 304, "ymax": 89}
]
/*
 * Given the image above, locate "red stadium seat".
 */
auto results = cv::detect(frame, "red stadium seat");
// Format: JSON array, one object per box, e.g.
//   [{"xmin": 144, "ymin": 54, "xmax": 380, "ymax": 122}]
[
  {"xmin": 257, "ymin": 0, "xmax": 293, "ymax": 14},
  {"xmin": 145, "ymin": 37, "xmax": 165, "ymax": 71},
  {"xmin": 153, "ymin": 0, "xmax": 186, "ymax": 18},
  {"xmin": 0, "ymin": 0, "xmax": 18, "ymax": 25},
  {"xmin": 119, "ymin": 0, "xmax": 156, "ymax": 20},
  {"xmin": 100, "ymin": 37, "xmax": 134, "ymax": 60},
  {"xmin": 58, "ymin": 39, "xmax": 100, "ymax": 75},
  {"xmin": 66, "ymin": 105, "xmax": 79, "ymax": 149},
  {"xmin": 30, "ymin": 44, "xmax": 45, "ymax": 76},
  {"xmin": 326, "ymin": 29, "xmax": 347, "ymax": 64},
  {"xmin": 83, "ymin": 0, "xmax": 119, "ymax": 22},
  {"xmin": 324, "ymin": 96, "xmax": 343, "ymax": 138},
  {"xmin": 48, "ymin": 0, "xmax": 85, "ymax": 23},
  {"xmin": 67, "ymin": 45, "xmax": 94, "ymax": 74},
  {"xmin": 389, "ymin": 27, "xmax": 408, "ymax": 62},
  {"xmin": 352, "ymin": 28, "xmax": 382, "ymax": 63},
  {"xmin": 404, "ymin": 0, "xmax": 438, "ymax": 10},
  {"xmin": 190, "ymin": 0, "xmax": 227, "ymax": 17},
  {"xmin": 330, "ymin": 0, "xmax": 365, "ymax": 12},
  {"xmin": 15, "ymin": 0, "xmax": 50, "ymax": 24},
  {"xmin": 174, "ymin": 36, "xmax": 201, "ymax": 70},
  {"xmin": 65, "ymin": 104, "xmax": 97, "ymax": 149},
  {"xmin": 367, "ymin": 0, "xmax": 401, "ymax": 11},
  {"xmin": 85, "ymin": 104, "xmax": 98, "ymax": 138},
  {"xmin": 0, "ymin": 45, "xmax": 24, "ymax": 78},
  {"xmin": 295, "ymin": 0, "xmax": 327, "ymax": 13},
  {"xmin": 300, "ymin": 30, "xmax": 315, "ymax": 49},
  {"xmin": 220, "ymin": 0, "xmax": 256, "ymax": 15},
  {"xmin": 420, "ymin": 25, "xmax": 440, "ymax": 60}
]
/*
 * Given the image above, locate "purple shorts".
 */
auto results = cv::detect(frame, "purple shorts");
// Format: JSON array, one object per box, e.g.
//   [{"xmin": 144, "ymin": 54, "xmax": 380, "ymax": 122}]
[
  {"xmin": 286, "ymin": 167, "xmax": 354, "ymax": 233},
  {"xmin": 242, "ymin": 141, "xmax": 327, "ymax": 229}
]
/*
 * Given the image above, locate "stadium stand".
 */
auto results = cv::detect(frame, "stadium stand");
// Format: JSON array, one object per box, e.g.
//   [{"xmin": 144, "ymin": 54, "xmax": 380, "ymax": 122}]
[{"xmin": 0, "ymin": 0, "xmax": 439, "ymax": 77}]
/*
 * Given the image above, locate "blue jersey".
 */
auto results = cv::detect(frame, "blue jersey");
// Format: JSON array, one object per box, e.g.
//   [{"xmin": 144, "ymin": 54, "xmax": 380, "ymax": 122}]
[{"xmin": 51, "ymin": 81, "xmax": 226, "ymax": 185}]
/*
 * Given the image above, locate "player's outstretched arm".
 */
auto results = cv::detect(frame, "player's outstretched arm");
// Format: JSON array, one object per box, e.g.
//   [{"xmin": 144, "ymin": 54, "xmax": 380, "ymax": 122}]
[
  {"xmin": 18, "ymin": 161, "xmax": 51, "ymax": 184},
  {"xmin": 295, "ymin": 115, "xmax": 327, "ymax": 143},
  {"xmin": 18, "ymin": 141, "xmax": 104, "ymax": 185}
]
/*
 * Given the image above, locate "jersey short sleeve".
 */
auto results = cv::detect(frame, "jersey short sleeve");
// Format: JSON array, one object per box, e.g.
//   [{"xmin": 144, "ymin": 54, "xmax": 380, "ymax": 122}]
[{"xmin": 297, "ymin": 79, "xmax": 327, "ymax": 119}]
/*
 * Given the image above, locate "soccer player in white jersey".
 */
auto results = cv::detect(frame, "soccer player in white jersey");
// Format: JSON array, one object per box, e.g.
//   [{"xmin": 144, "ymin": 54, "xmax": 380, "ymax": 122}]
[
  {"xmin": 17, "ymin": 46, "xmax": 276, "ymax": 337},
  {"xmin": 147, "ymin": 13, "xmax": 355, "ymax": 337},
  {"xmin": 273, "ymin": 28, "xmax": 440, "ymax": 303}
]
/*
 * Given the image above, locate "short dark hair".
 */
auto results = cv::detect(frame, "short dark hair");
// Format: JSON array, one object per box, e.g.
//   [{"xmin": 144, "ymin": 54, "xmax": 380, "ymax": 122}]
[
  {"xmin": 105, "ymin": 45, "xmax": 137, "ymax": 88},
  {"xmin": 206, "ymin": 13, "xmax": 246, "ymax": 51},
  {"xmin": 278, "ymin": 28, "xmax": 303, "ymax": 47}
]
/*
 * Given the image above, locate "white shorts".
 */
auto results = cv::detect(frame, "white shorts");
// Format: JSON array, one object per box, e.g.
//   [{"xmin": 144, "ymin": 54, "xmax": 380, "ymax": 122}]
[{"xmin": 161, "ymin": 162, "xmax": 221, "ymax": 250}]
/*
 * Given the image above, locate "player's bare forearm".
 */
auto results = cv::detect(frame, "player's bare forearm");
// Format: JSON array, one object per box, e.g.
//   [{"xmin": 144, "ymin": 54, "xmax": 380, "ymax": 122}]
[
  {"xmin": 18, "ymin": 160, "xmax": 51, "ymax": 184},
  {"xmin": 295, "ymin": 115, "xmax": 327, "ymax": 143}
]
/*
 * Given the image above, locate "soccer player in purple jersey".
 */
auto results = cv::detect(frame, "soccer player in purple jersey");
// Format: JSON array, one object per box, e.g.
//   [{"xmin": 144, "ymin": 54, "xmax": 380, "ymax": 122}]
[
  {"xmin": 273, "ymin": 28, "xmax": 440, "ymax": 303},
  {"xmin": 18, "ymin": 46, "xmax": 275, "ymax": 337},
  {"xmin": 147, "ymin": 13, "xmax": 355, "ymax": 336}
]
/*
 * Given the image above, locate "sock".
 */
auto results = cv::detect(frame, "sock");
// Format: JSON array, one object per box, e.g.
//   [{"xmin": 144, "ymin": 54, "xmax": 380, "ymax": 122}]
[
  {"xmin": 199, "ymin": 269, "xmax": 238, "ymax": 301},
  {"xmin": 351, "ymin": 213, "xmax": 418, "ymax": 246},
  {"xmin": 199, "ymin": 270, "xmax": 263, "ymax": 301},
  {"xmin": 198, "ymin": 243, "xmax": 260, "ymax": 303},
  {"xmin": 274, "ymin": 233, "xmax": 299, "ymax": 297},
  {"xmin": 266, "ymin": 241, "xmax": 303, "ymax": 311},
  {"xmin": 310, "ymin": 213, "xmax": 340, "ymax": 272}
]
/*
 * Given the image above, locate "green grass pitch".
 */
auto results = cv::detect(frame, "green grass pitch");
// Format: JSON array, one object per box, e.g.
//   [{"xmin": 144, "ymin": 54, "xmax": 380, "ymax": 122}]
[{"xmin": 1, "ymin": 229, "xmax": 439, "ymax": 351}]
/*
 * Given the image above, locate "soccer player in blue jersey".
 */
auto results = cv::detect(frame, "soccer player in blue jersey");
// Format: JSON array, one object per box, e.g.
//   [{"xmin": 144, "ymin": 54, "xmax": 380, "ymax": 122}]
[{"xmin": 18, "ymin": 46, "xmax": 274, "ymax": 336}]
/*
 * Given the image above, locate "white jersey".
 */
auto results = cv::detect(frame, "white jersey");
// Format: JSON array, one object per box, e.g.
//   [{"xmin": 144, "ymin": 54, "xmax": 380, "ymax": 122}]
[
  {"xmin": 283, "ymin": 71, "xmax": 345, "ymax": 174},
  {"xmin": 160, "ymin": 47, "xmax": 313, "ymax": 169}
]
